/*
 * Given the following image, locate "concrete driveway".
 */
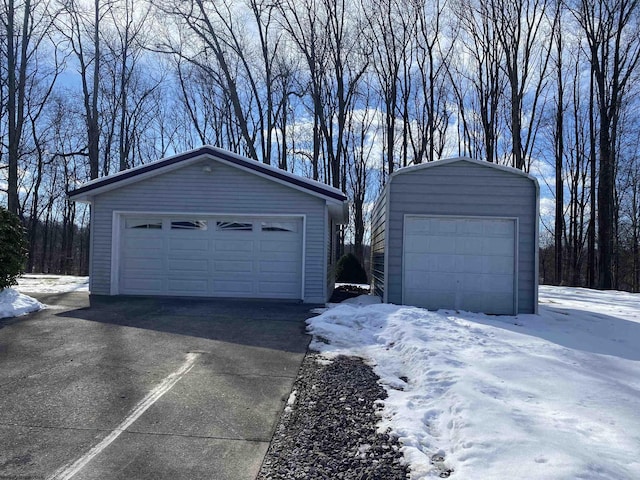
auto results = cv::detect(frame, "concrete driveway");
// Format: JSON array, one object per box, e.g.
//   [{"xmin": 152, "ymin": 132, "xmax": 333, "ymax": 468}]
[{"xmin": 0, "ymin": 292, "xmax": 312, "ymax": 480}]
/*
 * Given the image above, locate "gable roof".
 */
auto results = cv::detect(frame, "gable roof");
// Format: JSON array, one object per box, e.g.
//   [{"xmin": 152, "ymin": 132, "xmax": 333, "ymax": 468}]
[
  {"xmin": 390, "ymin": 156, "xmax": 539, "ymax": 183},
  {"xmin": 68, "ymin": 145, "xmax": 347, "ymax": 203}
]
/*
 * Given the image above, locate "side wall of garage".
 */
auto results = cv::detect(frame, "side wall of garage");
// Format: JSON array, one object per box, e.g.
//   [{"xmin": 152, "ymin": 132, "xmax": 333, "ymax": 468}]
[
  {"xmin": 90, "ymin": 159, "xmax": 328, "ymax": 303},
  {"xmin": 385, "ymin": 161, "xmax": 538, "ymax": 313}
]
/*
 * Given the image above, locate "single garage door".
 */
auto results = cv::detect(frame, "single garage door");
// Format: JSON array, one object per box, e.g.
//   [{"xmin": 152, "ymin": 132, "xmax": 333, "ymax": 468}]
[
  {"xmin": 403, "ymin": 215, "xmax": 516, "ymax": 314},
  {"xmin": 118, "ymin": 215, "xmax": 303, "ymax": 299}
]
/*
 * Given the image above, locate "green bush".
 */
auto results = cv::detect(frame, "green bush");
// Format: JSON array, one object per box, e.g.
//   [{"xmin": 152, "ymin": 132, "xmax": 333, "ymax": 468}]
[
  {"xmin": 335, "ymin": 253, "xmax": 368, "ymax": 284},
  {"xmin": 0, "ymin": 206, "xmax": 28, "ymax": 290}
]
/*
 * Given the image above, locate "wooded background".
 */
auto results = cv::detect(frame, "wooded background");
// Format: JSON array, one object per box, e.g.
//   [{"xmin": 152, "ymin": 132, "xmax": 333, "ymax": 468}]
[{"xmin": 1, "ymin": 0, "xmax": 639, "ymax": 291}]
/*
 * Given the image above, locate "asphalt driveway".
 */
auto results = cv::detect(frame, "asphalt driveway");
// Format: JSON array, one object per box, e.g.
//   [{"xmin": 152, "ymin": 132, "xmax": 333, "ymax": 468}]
[{"xmin": 0, "ymin": 292, "xmax": 312, "ymax": 480}]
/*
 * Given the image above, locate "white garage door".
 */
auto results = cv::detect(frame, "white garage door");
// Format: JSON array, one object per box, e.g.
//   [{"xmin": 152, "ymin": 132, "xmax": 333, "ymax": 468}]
[
  {"xmin": 118, "ymin": 215, "xmax": 303, "ymax": 299},
  {"xmin": 403, "ymin": 216, "xmax": 516, "ymax": 314}
]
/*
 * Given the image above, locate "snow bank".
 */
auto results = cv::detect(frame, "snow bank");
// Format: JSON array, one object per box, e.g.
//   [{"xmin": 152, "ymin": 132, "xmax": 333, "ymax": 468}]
[
  {"xmin": 307, "ymin": 288, "xmax": 640, "ymax": 479},
  {"xmin": 0, "ymin": 288, "xmax": 44, "ymax": 319}
]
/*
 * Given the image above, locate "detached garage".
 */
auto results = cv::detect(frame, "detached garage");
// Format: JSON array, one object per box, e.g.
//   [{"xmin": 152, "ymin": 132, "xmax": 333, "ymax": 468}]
[
  {"xmin": 371, "ymin": 157, "xmax": 539, "ymax": 314},
  {"xmin": 69, "ymin": 146, "xmax": 348, "ymax": 303}
]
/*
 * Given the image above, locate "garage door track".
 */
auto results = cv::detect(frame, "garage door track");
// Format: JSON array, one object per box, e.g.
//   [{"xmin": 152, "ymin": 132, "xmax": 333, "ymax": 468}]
[{"xmin": 0, "ymin": 293, "xmax": 312, "ymax": 480}]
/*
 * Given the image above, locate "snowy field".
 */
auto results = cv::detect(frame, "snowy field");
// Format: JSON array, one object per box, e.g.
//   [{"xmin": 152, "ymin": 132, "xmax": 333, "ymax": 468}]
[
  {"xmin": 0, "ymin": 274, "xmax": 88, "ymax": 319},
  {"xmin": 15, "ymin": 274, "xmax": 89, "ymax": 293},
  {"xmin": 308, "ymin": 286, "xmax": 640, "ymax": 479}
]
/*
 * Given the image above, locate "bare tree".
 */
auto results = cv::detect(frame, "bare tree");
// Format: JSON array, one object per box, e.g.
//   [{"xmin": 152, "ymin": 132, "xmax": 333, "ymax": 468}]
[
  {"xmin": 363, "ymin": 0, "xmax": 415, "ymax": 177},
  {"xmin": 490, "ymin": 0, "xmax": 556, "ymax": 170},
  {"xmin": 451, "ymin": 0, "xmax": 506, "ymax": 163},
  {"xmin": 570, "ymin": 0, "xmax": 640, "ymax": 289},
  {"xmin": 4, "ymin": 0, "xmax": 58, "ymax": 213}
]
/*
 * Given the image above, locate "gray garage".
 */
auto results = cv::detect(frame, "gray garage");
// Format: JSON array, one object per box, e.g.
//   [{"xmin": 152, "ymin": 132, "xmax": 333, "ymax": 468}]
[
  {"xmin": 371, "ymin": 157, "xmax": 539, "ymax": 315},
  {"xmin": 69, "ymin": 146, "xmax": 348, "ymax": 303}
]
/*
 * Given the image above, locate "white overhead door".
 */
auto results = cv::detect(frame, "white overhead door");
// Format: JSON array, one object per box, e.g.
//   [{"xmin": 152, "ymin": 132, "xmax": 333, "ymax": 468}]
[
  {"xmin": 403, "ymin": 215, "xmax": 516, "ymax": 315},
  {"xmin": 118, "ymin": 215, "xmax": 303, "ymax": 299}
]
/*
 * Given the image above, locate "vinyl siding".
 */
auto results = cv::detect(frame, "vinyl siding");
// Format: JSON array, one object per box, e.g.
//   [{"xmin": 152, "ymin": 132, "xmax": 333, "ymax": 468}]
[
  {"xmin": 370, "ymin": 187, "xmax": 387, "ymax": 298},
  {"xmin": 326, "ymin": 210, "xmax": 335, "ymax": 299},
  {"xmin": 90, "ymin": 159, "xmax": 328, "ymax": 303},
  {"xmin": 385, "ymin": 161, "xmax": 538, "ymax": 313}
]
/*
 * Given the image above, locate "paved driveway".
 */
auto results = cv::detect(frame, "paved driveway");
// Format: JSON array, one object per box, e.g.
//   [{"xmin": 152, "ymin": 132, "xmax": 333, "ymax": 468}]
[{"xmin": 0, "ymin": 293, "xmax": 312, "ymax": 480}]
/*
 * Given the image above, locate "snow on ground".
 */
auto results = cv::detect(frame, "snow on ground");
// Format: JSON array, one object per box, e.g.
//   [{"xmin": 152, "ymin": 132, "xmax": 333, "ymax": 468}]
[
  {"xmin": 0, "ymin": 288, "xmax": 44, "ymax": 319},
  {"xmin": 1, "ymin": 274, "xmax": 89, "ymax": 320},
  {"xmin": 15, "ymin": 274, "xmax": 89, "ymax": 293},
  {"xmin": 307, "ymin": 286, "xmax": 640, "ymax": 479}
]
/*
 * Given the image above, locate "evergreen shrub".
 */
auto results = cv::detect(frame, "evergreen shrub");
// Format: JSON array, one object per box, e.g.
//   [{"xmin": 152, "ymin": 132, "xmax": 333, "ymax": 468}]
[
  {"xmin": 0, "ymin": 207, "xmax": 27, "ymax": 290},
  {"xmin": 335, "ymin": 253, "xmax": 368, "ymax": 284}
]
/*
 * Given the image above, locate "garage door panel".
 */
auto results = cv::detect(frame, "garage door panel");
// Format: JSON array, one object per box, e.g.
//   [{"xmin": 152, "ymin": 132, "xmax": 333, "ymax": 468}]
[
  {"xmin": 461, "ymin": 274, "xmax": 483, "ymax": 291},
  {"xmin": 485, "ymin": 221, "xmax": 515, "ymax": 236},
  {"xmin": 427, "ymin": 236, "xmax": 456, "ymax": 254},
  {"xmin": 258, "ymin": 250, "xmax": 297, "ymax": 262},
  {"xmin": 167, "ymin": 246, "xmax": 209, "ymax": 259},
  {"xmin": 426, "ymin": 273, "xmax": 457, "ymax": 292},
  {"xmin": 167, "ymin": 237, "xmax": 208, "ymax": 252},
  {"xmin": 460, "ymin": 220, "xmax": 484, "ymax": 235},
  {"xmin": 455, "ymin": 256, "xmax": 483, "ymax": 273},
  {"xmin": 482, "ymin": 274, "xmax": 513, "ymax": 292},
  {"xmin": 167, "ymin": 259, "xmax": 208, "ymax": 273},
  {"xmin": 124, "ymin": 236, "xmax": 163, "ymax": 251},
  {"xmin": 167, "ymin": 279, "xmax": 208, "ymax": 294},
  {"xmin": 258, "ymin": 281, "xmax": 299, "ymax": 295},
  {"xmin": 434, "ymin": 219, "xmax": 458, "ymax": 234},
  {"xmin": 404, "ymin": 236, "xmax": 419, "ymax": 252},
  {"xmin": 121, "ymin": 277, "xmax": 163, "ymax": 292},
  {"xmin": 120, "ymin": 214, "xmax": 303, "ymax": 299},
  {"xmin": 436, "ymin": 255, "xmax": 457, "ymax": 272},
  {"xmin": 259, "ymin": 260, "xmax": 298, "ymax": 274},
  {"xmin": 260, "ymin": 238, "xmax": 298, "ymax": 251},
  {"xmin": 455, "ymin": 237, "xmax": 481, "ymax": 255},
  {"xmin": 484, "ymin": 256, "xmax": 514, "ymax": 274},
  {"xmin": 214, "ymin": 260, "xmax": 253, "ymax": 273},
  {"xmin": 482, "ymin": 237, "xmax": 514, "ymax": 256},
  {"xmin": 215, "ymin": 240, "xmax": 254, "ymax": 252},
  {"xmin": 213, "ymin": 280, "xmax": 254, "ymax": 296},
  {"xmin": 257, "ymin": 270, "xmax": 299, "ymax": 284},
  {"xmin": 121, "ymin": 259, "xmax": 164, "ymax": 272},
  {"xmin": 404, "ymin": 216, "xmax": 516, "ymax": 314}
]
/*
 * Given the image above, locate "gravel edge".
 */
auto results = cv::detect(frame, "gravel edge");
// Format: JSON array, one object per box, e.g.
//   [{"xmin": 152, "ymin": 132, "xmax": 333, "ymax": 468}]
[{"xmin": 257, "ymin": 353, "xmax": 409, "ymax": 479}]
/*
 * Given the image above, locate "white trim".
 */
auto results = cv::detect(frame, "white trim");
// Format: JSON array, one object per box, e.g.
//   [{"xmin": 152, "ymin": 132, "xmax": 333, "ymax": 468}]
[
  {"xmin": 401, "ymin": 214, "xmax": 519, "ymax": 315},
  {"xmin": 301, "ymin": 214, "xmax": 308, "ymax": 301},
  {"xmin": 88, "ymin": 205, "xmax": 95, "ymax": 293},
  {"xmin": 110, "ymin": 212, "xmax": 121, "ymax": 295},
  {"xmin": 111, "ymin": 211, "xmax": 306, "ymax": 300}
]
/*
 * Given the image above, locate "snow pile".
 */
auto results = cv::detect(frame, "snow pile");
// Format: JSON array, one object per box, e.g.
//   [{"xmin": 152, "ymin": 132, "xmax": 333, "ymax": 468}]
[
  {"xmin": 0, "ymin": 288, "xmax": 44, "ymax": 319},
  {"xmin": 16, "ymin": 274, "xmax": 89, "ymax": 293},
  {"xmin": 307, "ymin": 288, "xmax": 640, "ymax": 479}
]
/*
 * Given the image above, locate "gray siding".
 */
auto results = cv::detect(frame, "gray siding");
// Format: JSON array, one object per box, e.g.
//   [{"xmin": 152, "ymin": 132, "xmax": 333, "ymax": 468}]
[
  {"xmin": 385, "ymin": 161, "xmax": 538, "ymax": 313},
  {"xmin": 370, "ymin": 187, "xmax": 387, "ymax": 298},
  {"xmin": 326, "ymin": 211, "xmax": 335, "ymax": 297},
  {"xmin": 90, "ymin": 159, "xmax": 328, "ymax": 303}
]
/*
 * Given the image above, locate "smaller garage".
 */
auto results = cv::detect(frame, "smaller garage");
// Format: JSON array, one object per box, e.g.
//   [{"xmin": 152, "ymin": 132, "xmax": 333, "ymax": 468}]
[{"xmin": 371, "ymin": 157, "xmax": 539, "ymax": 314}]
